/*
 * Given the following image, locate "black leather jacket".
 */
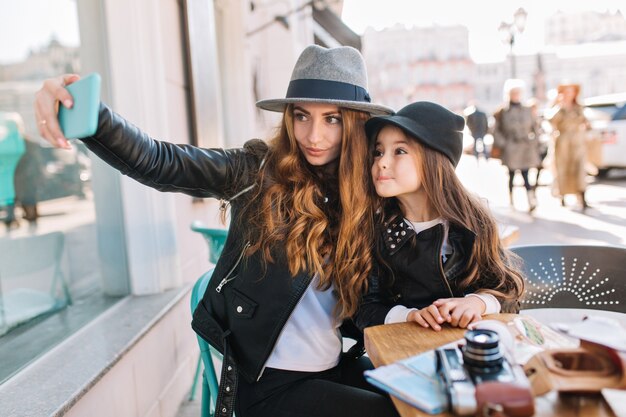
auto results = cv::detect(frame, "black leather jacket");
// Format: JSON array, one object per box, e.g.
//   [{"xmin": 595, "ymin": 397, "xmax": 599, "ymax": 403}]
[
  {"xmin": 81, "ymin": 104, "xmax": 360, "ymax": 417},
  {"xmin": 354, "ymin": 218, "xmax": 519, "ymax": 331}
]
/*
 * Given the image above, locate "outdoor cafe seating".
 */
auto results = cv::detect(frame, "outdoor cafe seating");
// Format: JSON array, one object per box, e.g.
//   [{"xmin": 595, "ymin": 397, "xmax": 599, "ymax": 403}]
[
  {"xmin": 511, "ymin": 244, "xmax": 626, "ymax": 313},
  {"xmin": 188, "ymin": 233, "xmax": 626, "ymax": 417},
  {"xmin": 189, "ymin": 222, "xmax": 228, "ymax": 417},
  {"xmin": 364, "ymin": 243, "xmax": 626, "ymax": 417}
]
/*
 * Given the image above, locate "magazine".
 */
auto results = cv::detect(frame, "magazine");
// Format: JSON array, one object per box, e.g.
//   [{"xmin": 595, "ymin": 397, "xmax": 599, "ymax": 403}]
[
  {"xmin": 363, "ymin": 350, "xmax": 448, "ymax": 414},
  {"xmin": 363, "ymin": 316, "xmax": 578, "ymax": 414},
  {"xmin": 508, "ymin": 316, "xmax": 579, "ymax": 364}
]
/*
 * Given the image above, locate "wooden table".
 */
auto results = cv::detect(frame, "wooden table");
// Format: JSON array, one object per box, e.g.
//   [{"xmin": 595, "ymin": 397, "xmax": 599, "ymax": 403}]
[{"xmin": 364, "ymin": 312, "xmax": 621, "ymax": 417}]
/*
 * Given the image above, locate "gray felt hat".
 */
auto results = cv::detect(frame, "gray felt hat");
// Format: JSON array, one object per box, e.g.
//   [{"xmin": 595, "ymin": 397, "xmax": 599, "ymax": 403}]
[{"xmin": 256, "ymin": 45, "xmax": 393, "ymax": 116}]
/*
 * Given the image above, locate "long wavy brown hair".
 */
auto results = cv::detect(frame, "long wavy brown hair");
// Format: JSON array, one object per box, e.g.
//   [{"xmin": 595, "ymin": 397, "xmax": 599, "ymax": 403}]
[
  {"xmin": 239, "ymin": 104, "xmax": 375, "ymax": 319},
  {"xmin": 373, "ymin": 138, "xmax": 525, "ymax": 306}
]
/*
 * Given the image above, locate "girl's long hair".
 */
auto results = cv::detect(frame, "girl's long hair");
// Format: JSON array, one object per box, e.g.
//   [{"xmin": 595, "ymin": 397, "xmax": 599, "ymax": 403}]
[
  {"xmin": 375, "ymin": 139, "xmax": 524, "ymax": 304},
  {"xmin": 240, "ymin": 105, "xmax": 375, "ymax": 319}
]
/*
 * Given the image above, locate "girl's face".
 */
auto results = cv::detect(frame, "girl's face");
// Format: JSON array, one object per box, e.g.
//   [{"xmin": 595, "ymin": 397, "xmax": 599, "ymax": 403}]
[
  {"xmin": 293, "ymin": 103, "xmax": 343, "ymax": 166},
  {"xmin": 372, "ymin": 125, "xmax": 423, "ymax": 199}
]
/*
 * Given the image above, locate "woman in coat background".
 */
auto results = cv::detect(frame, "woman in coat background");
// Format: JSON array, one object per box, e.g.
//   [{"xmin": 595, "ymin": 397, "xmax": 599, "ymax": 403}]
[
  {"xmin": 549, "ymin": 82, "xmax": 590, "ymax": 210},
  {"xmin": 493, "ymin": 79, "xmax": 541, "ymax": 212}
]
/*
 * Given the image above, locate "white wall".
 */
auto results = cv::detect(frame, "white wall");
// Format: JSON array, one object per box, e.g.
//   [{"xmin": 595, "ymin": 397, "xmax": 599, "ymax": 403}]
[{"xmin": 64, "ymin": 294, "xmax": 197, "ymax": 417}]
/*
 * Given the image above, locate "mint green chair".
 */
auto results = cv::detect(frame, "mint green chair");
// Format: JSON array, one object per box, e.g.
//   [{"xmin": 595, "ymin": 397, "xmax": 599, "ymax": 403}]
[
  {"xmin": 190, "ymin": 269, "xmax": 220, "ymax": 417},
  {"xmin": 0, "ymin": 231, "xmax": 72, "ymax": 335},
  {"xmin": 189, "ymin": 223, "xmax": 228, "ymax": 416},
  {"xmin": 0, "ymin": 113, "xmax": 26, "ymax": 226},
  {"xmin": 191, "ymin": 221, "xmax": 228, "ymax": 264}
]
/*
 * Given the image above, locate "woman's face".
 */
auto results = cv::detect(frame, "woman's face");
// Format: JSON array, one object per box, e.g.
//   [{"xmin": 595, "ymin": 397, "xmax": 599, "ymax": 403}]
[
  {"xmin": 509, "ymin": 88, "xmax": 522, "ymax": 103},
  {"xmin": 371, "ymin": 125, "xmax": 423, "ymax": 198},
  {"xmin": 292, "ymin": 103, "xmax": 343, "ymax": 165},
  {"xmin": 560, "ymin": 86, "xmax": 577, "ymax": 104}
]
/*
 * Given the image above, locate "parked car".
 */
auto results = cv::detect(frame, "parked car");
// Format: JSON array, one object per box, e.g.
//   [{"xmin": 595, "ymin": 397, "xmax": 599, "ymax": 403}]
[{"xmin": 584, "ymin": 93, "xmax": 626, "ymax": 177}]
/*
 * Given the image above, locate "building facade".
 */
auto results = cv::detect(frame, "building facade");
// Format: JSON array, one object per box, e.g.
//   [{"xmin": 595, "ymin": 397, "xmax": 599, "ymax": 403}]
[
  {"xmin": 474, "ymin": 41, "xmax": 626, "ymax": 114},
  {"xmin": 360, "ymin": 12, "xmax": 626, "ymax": 117},
  {"xmin": 362, "ymin": 24, "xmax": 475, "ymax": 112},
  {"xmin": 545, "ymin": 10, "xmax": 626, "ymax": 45}
]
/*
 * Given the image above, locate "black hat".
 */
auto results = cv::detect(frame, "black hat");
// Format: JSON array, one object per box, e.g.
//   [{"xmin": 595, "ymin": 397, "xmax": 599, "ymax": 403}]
[{"xmin": 365, "ymin": 101, "xmax": 465, "ymax": 167}]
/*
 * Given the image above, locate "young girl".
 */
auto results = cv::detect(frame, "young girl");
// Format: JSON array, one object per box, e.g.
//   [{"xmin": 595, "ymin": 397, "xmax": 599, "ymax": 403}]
[
  {"xmin": 34, "ymin": 46, "xmax": 399, "ymax": 417},
  {"xmin": 355, "ymin": 101, "xmax": 524, "ymax": 333}
]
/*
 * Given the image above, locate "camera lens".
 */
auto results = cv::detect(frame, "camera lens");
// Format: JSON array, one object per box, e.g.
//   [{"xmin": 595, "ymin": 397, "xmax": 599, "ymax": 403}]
[{"xmin": 462, "ymin": 329, "xmax": 504, "ymax": 374}]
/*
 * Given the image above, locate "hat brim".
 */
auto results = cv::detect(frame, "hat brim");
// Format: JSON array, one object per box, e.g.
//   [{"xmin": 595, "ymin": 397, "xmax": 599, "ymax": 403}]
[
  {"xmin": 256, "ymin": 98, "xmax": 394, "ymax": 116},
  {"xmin": 366, "ymin": 115, "xmax": 443, "ymax": 153},
  {"xmin": 366, "ymin": 115, "xmax": 427, "ymax": 143},
  {"xmin": 366, "ymin": 114, "xmax": 461, "ymax": 166}
]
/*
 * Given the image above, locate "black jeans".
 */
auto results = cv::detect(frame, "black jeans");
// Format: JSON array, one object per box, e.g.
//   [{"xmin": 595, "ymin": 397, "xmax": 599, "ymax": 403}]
[
  {"xmin": 508, "ymin": 168, "xmax": 532, "ymax": 192},
  {"xmin": 236, "ymin": 356, "xmax": 399, "ymax": 417},
  {"xmin": 473, "ymin": 136, "xmax": 489, "ymax": 159}
]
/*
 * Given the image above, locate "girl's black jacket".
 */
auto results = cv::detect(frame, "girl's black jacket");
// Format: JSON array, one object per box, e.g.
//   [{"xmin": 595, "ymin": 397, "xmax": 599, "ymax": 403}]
[
  {"xmin": 80, "ymin": 104, "xmax": 361, "ymax": 417},
  {"xmin": 354, "ymin": 217, "xmax": 520, "ymax": 331}
]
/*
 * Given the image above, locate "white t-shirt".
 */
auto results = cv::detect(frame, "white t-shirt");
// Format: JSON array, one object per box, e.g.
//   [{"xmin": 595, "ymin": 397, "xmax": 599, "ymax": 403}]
[
  {"xmin": 264, "ymin": 274, "xmax": 342, "ymax": 372},
  {"xmin": 385, "ymin": 218, "xmax": 501, "ymax": 324}
]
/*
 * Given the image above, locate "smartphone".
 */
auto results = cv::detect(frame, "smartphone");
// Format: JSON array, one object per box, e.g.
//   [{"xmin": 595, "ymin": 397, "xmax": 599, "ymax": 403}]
[{"xmin": 58, "ymin": 73, "xmax": 101, "ymax": 139}]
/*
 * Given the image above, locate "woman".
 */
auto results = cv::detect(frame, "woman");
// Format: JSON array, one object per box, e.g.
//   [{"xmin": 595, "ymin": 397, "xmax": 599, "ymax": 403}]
[
  {"xmin": 493, "ymin": 79, "xmax": 541, "ymax": 212},
  {"xmin": 549, "ymin": 82, "xmax": 590, "ymax": 210},
  {"xmin": 355, "ymin": 101, "xmax": 523, "ymax": 332},
  {"xmin": 34, "ymin": 45, "xmax": 398, "ymax": 417}
]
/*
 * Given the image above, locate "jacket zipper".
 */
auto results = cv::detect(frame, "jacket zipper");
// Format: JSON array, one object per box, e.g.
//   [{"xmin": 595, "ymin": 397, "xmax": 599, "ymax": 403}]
[
  {"xmin": 215, "ymin": 241, "xmax": 251, "ymax": 293},
  {"xmin": 436, "ymin": 231, "xmax": 455, "ymax": 297},
  {"xmin": 219, "ymin": 156, "xmax": 267, "ymax": 214}
]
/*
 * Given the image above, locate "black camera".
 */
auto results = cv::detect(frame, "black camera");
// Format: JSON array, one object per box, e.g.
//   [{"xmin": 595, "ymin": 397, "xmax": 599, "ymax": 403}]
[{"xmin": 435, "ymin": 329, "xmax": 533, "ymax": 416}]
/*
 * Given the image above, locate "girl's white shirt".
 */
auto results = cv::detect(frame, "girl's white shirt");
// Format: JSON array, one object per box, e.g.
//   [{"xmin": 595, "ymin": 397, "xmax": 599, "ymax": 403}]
[
  {"xmin": 384, "ymin": 218, "xmax": 501, "ymax": 324},
  {"xmin": 265, "ymin": 274, "xmax": 342, "ymax": 372}
]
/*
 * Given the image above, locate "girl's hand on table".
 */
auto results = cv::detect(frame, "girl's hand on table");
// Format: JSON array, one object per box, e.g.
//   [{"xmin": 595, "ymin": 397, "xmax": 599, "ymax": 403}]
[
  {"xmin": 407, "ymin": 304, "xmax": 446, "ymax": 331},
  {"xmin": 432, "ymin": 297, "xmax": 485, "ymax": 329}
]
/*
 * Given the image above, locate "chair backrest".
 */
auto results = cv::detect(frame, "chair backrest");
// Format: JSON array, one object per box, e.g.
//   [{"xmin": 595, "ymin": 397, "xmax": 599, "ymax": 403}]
[
  {"xmin": 510, "ymin": 245, "xmax": 626, "ymax": 313},
  {"xmin": 0, "ymin": 231, "xmax": 71, "ymax": 333},
  {"xmin": 0, "ymin": 232, "xmax": 65, "ymax": 277},
  {"xmin": 190, "ymin": 222, "xmax": 228, "ymax": 264},
  {"xmin": 191, "ymin": 269, "xmax": 220, "ymax": 417}
]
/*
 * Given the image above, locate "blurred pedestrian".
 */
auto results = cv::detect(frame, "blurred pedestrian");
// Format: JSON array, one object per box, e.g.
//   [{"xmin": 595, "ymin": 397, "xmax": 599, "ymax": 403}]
[
  {"xmin": 549, "ymin": 82, "xmax": 590, "ymax": 210},
  {"xmin": 464, "ymin": 103, "xmax": 489, "ymax": 161},
  {"xmin": 14, "ymin": 135, "xmax": 45, "ymax": 223},
  {"xmin": 0, "ymin": 112, "xmax": 26, "ymax": 229},
  {"xmin": 493, "ymin": 79, "xmax": 541, "ymax": 212},
  {"xmin": 526, "ymin": 98, "xmax": 548, "ymax": 186}
]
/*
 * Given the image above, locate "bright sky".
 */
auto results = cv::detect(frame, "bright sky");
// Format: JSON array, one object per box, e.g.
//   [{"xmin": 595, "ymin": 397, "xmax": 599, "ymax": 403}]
[
  {"xmin": 1, "ymin": 1, "xmax": 623, "ymax": 65},
  {"xmin": 342, "ymin": 0, "xmax": 625, "ymax": 63},
  {"xmin": 0, "ymin": 0, "xmax": 80, "ymax": 64}
]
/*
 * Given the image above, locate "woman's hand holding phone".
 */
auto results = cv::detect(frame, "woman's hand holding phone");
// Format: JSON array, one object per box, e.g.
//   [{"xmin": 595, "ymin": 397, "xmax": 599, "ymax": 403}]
[{"xmin": 34, "ymin": 73, "xmax": 81, "ymax": 149}]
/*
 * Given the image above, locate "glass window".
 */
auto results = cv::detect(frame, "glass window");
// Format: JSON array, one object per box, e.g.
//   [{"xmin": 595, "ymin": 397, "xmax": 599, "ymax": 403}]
[{"xmin": 0, "ymin": 0, "xmax": 125, "ymax": 383}]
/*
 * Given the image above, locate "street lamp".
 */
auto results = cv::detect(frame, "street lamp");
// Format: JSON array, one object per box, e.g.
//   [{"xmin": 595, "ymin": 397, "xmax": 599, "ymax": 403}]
[{"xmin": 498, "ymin": 7, "xmax": 527, "ymax": 78}]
